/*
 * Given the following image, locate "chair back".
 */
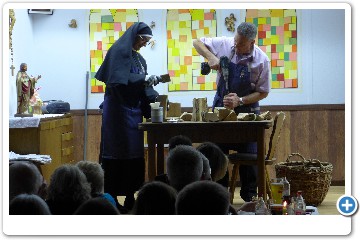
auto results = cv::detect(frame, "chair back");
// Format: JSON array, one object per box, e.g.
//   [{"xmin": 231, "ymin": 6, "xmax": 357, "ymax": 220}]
[{"xmin": 266, "ymin": 112, "xmax": 286, "ymax": 161}]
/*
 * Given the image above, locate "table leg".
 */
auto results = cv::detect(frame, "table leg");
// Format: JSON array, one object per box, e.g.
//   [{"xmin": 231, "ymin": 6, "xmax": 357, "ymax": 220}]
[
  {"xmin": 147, "ymin": 134, "xmax": 156, "ymax": 181},
  {"xmin": 257, "ymin": 128, "xmax": 266, "ymax": 200},
  {"xmin": 157, "ymin": 144, "xmax": 165, "ymax": 174}
]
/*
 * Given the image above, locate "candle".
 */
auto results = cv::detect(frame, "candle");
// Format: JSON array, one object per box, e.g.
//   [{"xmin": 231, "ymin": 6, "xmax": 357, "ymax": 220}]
[{"xmin": 283, "ymin": 201, "xmax": 288, "ymax": 215}]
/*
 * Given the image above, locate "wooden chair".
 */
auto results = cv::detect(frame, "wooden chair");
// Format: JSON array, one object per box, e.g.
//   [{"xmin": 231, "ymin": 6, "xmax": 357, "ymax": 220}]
[{"xmin": 228, "ymin": 111, "xmax": 286, "ymax": 203}]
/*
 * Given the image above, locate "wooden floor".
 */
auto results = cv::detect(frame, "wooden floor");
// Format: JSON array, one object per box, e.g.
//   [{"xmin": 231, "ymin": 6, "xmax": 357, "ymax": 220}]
[
  {"xmin": 119, "ymin": 186, "xmax": 344, "ymax": 215},
  {"xmin": 231, "ymin": 186, "xmax": 344, "ymax": 215}
]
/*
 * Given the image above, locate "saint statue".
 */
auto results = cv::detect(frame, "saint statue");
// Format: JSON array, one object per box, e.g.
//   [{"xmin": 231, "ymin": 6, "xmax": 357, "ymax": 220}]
[{"xmin": 16, "ymin": 63, "xmax": 42, "ymax": 114}]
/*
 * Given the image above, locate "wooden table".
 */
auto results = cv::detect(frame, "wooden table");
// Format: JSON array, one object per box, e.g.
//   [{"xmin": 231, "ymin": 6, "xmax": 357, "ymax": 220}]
[{"xmin": 139, "ymin": 120, "xmax": 273, "ymax": 199}]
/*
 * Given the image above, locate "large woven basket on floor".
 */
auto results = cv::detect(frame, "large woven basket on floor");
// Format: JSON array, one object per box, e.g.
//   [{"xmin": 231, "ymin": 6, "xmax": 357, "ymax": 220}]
[{"xmin": 275, "ymin": 153, "xmax": 333, "ymax": 206}]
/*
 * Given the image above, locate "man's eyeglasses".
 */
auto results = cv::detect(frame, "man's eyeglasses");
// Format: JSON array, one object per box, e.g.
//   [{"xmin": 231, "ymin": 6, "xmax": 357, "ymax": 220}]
[{"xmin": 139, "ymin": 35, "xmax": 151, "ymax": 45}]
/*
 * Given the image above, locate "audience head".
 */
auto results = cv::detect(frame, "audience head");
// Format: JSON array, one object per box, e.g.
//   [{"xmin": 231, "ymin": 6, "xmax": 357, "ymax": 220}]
[
  {"xmin": 10, "ymin": 194, "xmax": 51, "ymax": 215},
  {"xmin": 48, "ymin": 164, "xmax": 91, "ymax": 202},
  {"xmin": 168, "ymin": 135, "xmax": 192, "ymax": 151},
  {"xmin": 132, "ymin": 181, "xmax": 177, "ymax": 215},
  {"xmin": 76, "ymin": 160, "xmax": 104, "ymax": 196},
  {"xmin": 176, "ymin": 181, "xmax": 230, "ymax": 215},
  {"xmin": 74, "ymin": 197, "xmax": 120, "ymax": 215},
  {"xmin": 166, "ymin": 145, "xmax": 204, "ymax": 191},
  {"xmin": 47, "ymin": 164, "xmax": 91, "ymax": 214},
  {"xmin": 9, "ymin": 161, "xmax": 43, "ymax": 201},
  {"xmin": 196, "ymin": 142, "xmax": 229, "ymax": 182},
  {"xmin": 200, "ymin": 153, "xmax": 212, "ymax": 181}
]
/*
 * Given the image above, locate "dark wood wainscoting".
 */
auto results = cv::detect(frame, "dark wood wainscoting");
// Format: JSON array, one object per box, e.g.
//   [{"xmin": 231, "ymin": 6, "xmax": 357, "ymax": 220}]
[{"xmin": 70, "ymin": 104, "xmax": 345, "ymax": 185}]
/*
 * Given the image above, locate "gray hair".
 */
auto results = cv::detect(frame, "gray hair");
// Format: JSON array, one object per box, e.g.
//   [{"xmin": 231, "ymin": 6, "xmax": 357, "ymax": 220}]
[
  {"xmin": 47, "ymin": 164, "xmax": 91, "ymax": 203},
  {"xmin": 237, "ymin": 22, "xmax": 258, "ymax": 40},
  {"xmin": 76, "ymin": 160, "xmax": 104, "ymax": 195}
]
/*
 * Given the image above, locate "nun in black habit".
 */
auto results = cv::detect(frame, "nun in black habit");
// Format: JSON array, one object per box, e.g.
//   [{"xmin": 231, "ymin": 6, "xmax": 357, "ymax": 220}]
[{"xmin": 95, "ymin": 22, "xmax": 160, "ymax": 210}]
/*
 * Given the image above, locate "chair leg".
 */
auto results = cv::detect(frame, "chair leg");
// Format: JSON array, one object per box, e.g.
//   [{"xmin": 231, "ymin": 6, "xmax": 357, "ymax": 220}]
[
  {"xmin": 265, "ymin": 167, "xmax": 272, "ymax": 200},
  {"xmin": 229, "ymin": 163, "xmax": 240, "ymax": 204}
]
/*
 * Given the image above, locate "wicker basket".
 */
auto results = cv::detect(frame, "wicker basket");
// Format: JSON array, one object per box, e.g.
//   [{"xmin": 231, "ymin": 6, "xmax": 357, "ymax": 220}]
[{"xmin": 275, "ymin": 153, "xmax": 333, "ymax": 206}]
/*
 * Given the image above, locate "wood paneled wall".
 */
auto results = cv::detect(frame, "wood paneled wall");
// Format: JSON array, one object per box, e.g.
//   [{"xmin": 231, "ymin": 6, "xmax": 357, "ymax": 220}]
[{"xmin": 70, "ymin": 104, "xmax": 345, "ymax": 185}]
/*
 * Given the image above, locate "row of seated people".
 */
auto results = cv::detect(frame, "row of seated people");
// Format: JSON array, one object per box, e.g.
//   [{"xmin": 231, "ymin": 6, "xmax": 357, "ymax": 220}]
[{"xmin": 9, "ymin": 135, "xmax": 256, "ymax": 215}]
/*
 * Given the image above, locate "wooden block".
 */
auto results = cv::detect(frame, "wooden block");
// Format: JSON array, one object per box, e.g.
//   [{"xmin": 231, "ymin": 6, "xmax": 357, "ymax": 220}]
[
  {"xmin": 214, "ymin": 107, "xmax": 231, "ymax": 121},
  {"xmin": 224, "ymin": 111, "xmax": 237, "ymax": 121},
  {"xmin": 180, "ymin": 112, "xmax": 192, "ymax": 121},
  {"xmin": 191, "ymin": 97, "xmax": 208, "ymax": 121},
  {"xmin": 157, "ymin": 95, "xmax": 168, "ymax": 120},
  {"xmin": 203, "ymin": 112, "xmax": 219, "ymax": 122},
  {"xmin": 168, "ymin": 102, "xmax": 182, "ymax": 117}
]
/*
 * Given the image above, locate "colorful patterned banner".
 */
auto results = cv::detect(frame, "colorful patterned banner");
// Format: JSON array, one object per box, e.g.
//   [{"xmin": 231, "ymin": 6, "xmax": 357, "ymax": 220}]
[
  {"xmin": 89, "ymin": 9, "xmax": 138, "ymax": 93},
  {"xmin": 89, "ymin": 9, "xmax": 296, "ymax": 92},
  {"xmin": 167, "ymin": 9, "xmax": 217, "ymax": 92},
  {"xmin": 246, "ymin": 9, "xmax": 298, "ymax": 89}
]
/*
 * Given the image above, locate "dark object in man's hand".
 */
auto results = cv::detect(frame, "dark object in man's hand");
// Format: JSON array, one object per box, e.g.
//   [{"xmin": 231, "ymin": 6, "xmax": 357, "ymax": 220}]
[
  {"xmin": 201, "ymin": 62, "xmax": 211, "ymax": 75},
  {"xmin": 160, "ymin": 74, "xmax": 171, "ymax": 83}
]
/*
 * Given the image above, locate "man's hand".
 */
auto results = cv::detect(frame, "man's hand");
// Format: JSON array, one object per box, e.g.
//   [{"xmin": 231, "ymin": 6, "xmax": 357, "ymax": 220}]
[
  {"xmin": 145, "ymin": 75, "xmax": 161, "ymax": 87},
  {"xmin": 208, "ymin": 56, "xmax": 220, "ymax": 71},
  {"xmin": 223, "ymin": 92, "xmax": 240, "ymax": 109},
  {"xmin": 193, "ymin": 39, "xmax": 220, "ymax": 70}
]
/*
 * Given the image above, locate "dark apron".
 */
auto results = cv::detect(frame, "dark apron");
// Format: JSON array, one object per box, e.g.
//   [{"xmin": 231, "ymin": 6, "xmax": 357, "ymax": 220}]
[
  {"xmin": 100, "ymin": 60, "xmax": 146, "ymax": 196},
  {"xmin": 102, "ymin": 94, "xmax": 144, "ymax": 160},
  {"xmin": 213, "ymin": 59, "xmax": 259, "ymax": 200},
  {"xmin": 212, "ymin": 59, "xmax": 260, "ymax": 154}
]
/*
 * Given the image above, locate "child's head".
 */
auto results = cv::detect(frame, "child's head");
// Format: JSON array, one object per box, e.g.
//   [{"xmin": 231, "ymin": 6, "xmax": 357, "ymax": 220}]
[
  {"xmin": 168, "ymin": 135, "xmax": 192, "ymax": 151},
  {"xmin": 196, "ymin": 142, "xmax": 229, "ymax": 182}
]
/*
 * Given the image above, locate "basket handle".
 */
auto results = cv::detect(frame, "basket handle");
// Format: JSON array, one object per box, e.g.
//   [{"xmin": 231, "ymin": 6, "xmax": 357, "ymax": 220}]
[
  {"xmin": 286, "ymin": 152, "xmax": 306, "ymax": 163},
  {"xmin": 307, "ymin": 158, "xmax": 325, "ymax": 169}
]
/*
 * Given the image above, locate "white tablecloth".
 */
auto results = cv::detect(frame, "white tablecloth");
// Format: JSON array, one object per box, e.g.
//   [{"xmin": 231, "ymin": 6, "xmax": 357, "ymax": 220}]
[
  {"xmin": 9, "ymin": 151, "xmax": 52, "ymax": 164},
  {"xmin": 9, "ymin": 114, "xmax": 64, "ymax": 128}
]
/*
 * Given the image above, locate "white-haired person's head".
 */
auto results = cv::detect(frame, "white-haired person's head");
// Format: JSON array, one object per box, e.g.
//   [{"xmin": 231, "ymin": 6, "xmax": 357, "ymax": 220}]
[
  {"xmin": 76, "ymin": 160, "xmax": 104, "ymax": 196},
  {"xmin": 46, "ymin": 164, "xmax": 91, "ymax": 214}
]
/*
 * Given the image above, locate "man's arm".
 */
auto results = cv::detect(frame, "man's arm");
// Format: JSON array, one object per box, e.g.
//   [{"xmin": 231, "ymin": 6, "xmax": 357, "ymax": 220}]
[
  {"xmin": 224, "ymin": 54, "xmax": 270, "ymax": 109},
  {"xmin": 239, "ymin": 92, "xmax": 268, "ymax": 105},
  {"xmin": 193, "ymin": 39, "xmax": 220, "ymax": 70},
  {"xmin": 223, "ymin": 92, "xmax": 268, "ymax": 109}
]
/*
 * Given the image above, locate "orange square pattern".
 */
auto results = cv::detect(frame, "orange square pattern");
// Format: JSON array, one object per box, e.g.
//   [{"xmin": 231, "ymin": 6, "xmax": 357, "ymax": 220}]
[
  {"xmin": 167, "ymin": 9, "xmax": 217, "ymax": 92},
  {"xmin": 247, "ymin": 9, "xmax": 298, "ymax": 89},
  {"xmin": 89, "ymin": 9, "xmax": 138, "ymax": 93}
]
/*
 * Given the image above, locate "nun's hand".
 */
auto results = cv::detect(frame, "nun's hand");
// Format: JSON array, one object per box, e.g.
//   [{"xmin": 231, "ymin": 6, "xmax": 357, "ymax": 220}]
[{"xmin": 145, "ymin": 75, "xmax": 161, "ymax": 87}]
